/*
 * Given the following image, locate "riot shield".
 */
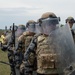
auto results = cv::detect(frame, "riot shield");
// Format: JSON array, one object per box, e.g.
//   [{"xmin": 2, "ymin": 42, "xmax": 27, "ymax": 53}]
[{"xmin": 48, "ymin": 24, "xmax": 75, "ymax": 75}]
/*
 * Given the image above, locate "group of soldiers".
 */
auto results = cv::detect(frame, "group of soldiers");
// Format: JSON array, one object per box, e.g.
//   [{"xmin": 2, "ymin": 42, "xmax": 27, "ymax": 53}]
[{"xmin": 1, "ymin": 12, "xmax": 75, "ymax": 75}]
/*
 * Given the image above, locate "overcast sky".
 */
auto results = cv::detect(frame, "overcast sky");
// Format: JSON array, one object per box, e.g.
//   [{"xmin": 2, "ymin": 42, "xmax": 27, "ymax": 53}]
[{"xmin": 0, "ymin": 0, "xmax": 75, "ymax": 29}]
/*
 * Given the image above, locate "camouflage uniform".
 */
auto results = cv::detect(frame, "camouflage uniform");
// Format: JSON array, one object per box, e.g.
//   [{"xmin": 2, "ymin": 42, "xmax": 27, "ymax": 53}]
[
  {"xmin": 66, "ymin": 17, "xmax": 75, "ymax": 42},
  {"xmin": 18, "ymin": 20, "xmax": 36, "ymax": 74},
  {"xmin": 24, "ymin": 12, "xmax": 60, "ymax": 75}
]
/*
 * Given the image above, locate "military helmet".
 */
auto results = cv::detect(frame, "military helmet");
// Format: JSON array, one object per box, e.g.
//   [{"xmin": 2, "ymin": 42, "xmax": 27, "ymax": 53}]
[
  {"xmin": 38, "ymin": 12, "xmax": 60, "ymax": 23},
  {"xmin": 41, "ymin": 12, "xmax": 57, "ymax": 19},
  {"xmin": 27, "ymin": 20, "xmax": 35, "ymax": 24},
  {"xmin": 26, "ymin": 20, "xmax": 35, "ymax": 28},
  {"xmin": 66, "ymin": 17, "xmax": 75, "ymax": 23}
]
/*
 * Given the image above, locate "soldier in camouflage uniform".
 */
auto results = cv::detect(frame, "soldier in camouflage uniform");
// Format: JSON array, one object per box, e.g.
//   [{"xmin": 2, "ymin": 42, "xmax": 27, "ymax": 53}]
[
  {"xmin": 24, "ymin": 12, "xmax": 61, "ymax": 75},
  {"xmin": 14, "ymin": 24, "xmax": 26, "ymax": 75},
  {"xmin": 17, "ymin": 20, "xmax": 36, "ymax": 74},
  {"xmin": 1, "ymin": 24, "xmax": 25, "ymax": 75},
  {"xmin": 65, "ymin": 17, "xmax": 75, "ymax": 42}
]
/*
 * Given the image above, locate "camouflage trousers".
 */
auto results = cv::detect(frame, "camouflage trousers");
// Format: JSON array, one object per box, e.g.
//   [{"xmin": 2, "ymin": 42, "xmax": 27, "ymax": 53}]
[
  {"xmin": 8, "ymin": 51, "xmax": 16, "ymax": 75},
  {"xmin": 20, "ymin": 53, "xmax": 36, "ymax": 75}
]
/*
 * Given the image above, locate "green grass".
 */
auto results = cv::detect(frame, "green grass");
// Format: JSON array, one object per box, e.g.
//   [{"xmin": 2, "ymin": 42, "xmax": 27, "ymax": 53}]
[{"xmin": 0, "ymin": 50, "xmax": 10, "ymax": 75}]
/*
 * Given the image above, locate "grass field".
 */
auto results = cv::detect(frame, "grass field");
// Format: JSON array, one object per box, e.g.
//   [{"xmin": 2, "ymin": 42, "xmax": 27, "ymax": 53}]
[{"xmin": 0, "ymin": 50, "xmax": 10, "ymax": 75}]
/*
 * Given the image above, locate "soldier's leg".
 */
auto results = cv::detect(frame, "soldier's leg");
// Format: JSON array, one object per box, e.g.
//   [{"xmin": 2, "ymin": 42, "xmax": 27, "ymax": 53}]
[
  {"xmin": 15, "ymin": 51, "xmax": 24, "ymax": 75},
  {"xmin": 8, "ymin": 52, "xmax": 16, "ymax": 75},
  {"xmin": 24, "ymin": 66, "xmax": 33, "ymax": 75}
]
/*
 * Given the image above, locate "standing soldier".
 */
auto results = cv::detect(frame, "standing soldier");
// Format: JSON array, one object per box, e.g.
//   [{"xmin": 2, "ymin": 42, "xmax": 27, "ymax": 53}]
[
  {"xmin": 13, "ymin": 24, "xmax": 26, "ymax": 75},
  {"xmin": 17, "ymin": 20, "xmax": 36, "ymax": 74},
  {"xmin": 1, "ymin": 24, "xmax": 25, "ymax": 75},
  {"xmin": 24, "ymin": 12, "xmax": 60, "ymax": 75},
  {"xmin": 65, "ymin": 17, "xmax": 75, "ymax": 42}
]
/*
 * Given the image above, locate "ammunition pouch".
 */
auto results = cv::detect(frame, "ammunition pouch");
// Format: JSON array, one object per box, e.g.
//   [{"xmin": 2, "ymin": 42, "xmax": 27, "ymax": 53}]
[{"xmin": 38, "ymin": 54, "xmax": 57, "ymax": 69}]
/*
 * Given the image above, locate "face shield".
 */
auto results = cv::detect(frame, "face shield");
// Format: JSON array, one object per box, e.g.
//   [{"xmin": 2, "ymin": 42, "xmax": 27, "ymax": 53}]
[
  {"xmin": 26, "ymin": 23, "xmax": 36, "ymax": 33},
  {"xmin": 41, "ymin": 17, "xmax": 59, "ymax": 35},
  {"xmin": 35, "ymin": 23, "xmax": 43, "ymax": 34},
  {"xmin": 15, "ymin": 26, "xmax": 26, "ymax": 37}
]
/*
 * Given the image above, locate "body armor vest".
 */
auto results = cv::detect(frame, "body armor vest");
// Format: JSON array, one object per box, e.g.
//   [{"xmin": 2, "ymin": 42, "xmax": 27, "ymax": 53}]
[{"xmin": 36, "ymin": 34, "xmax": 58, "ymax": 74}]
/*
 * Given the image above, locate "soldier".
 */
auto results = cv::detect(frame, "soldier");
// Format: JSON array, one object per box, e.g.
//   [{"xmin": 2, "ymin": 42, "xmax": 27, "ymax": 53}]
[
  {"xmin": 14, "ymin": 24, "xmax": 26, "ymax": 75},
  {"xmin": 1, "ymin": 25, "xmax": 17, "ymax": 75},
  {"xmin": 24, "ymin": 12, "xmax": 60, "ymax": 75},
  {"xmin": 1, "ymin": 24, "xmax": 25, "ymax": 75},
  {"xmin": 17, "ymin": 20, "xmax": 36, "ymax": 74},
  {"xmin": 66, "ymin": 17, "xmax": 75, "ymax": 42}
]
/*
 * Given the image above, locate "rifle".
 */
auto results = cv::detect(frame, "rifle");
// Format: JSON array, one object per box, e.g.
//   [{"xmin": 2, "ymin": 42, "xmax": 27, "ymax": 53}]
[{"xmin": 12, "ymin": 23, "xmax": 15, "ymax": 47}]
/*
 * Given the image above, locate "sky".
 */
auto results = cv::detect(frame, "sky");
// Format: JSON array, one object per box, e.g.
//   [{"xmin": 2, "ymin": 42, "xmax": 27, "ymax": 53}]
[{"xmin": 0, "ymin": 0, "xmax": 75, "ymax": 29}]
